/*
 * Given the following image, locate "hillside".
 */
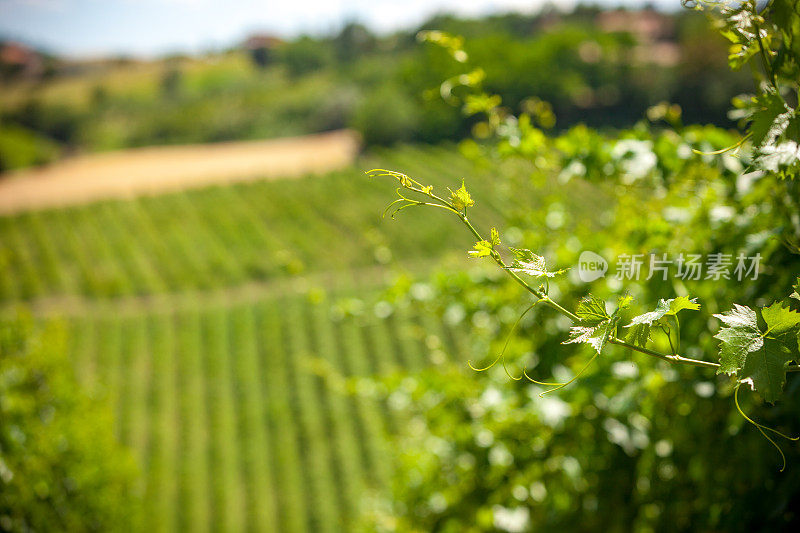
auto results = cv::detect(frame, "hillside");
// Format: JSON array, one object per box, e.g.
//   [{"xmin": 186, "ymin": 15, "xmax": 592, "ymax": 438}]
[{"xmin": 0, "ymin": 144, "xmax": 560, "ymax": 531}]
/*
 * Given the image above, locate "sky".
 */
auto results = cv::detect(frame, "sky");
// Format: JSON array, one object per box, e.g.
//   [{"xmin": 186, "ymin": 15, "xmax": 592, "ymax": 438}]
[{"xmin": 0, "ymin": 0, "xmax": 678, "ymax": 58}]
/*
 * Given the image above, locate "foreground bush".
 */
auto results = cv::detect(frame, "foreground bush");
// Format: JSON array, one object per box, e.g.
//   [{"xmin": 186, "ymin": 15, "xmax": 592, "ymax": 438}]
[
  {"xmin": 370, "ymin": 1, "xmax": 800, "ymax": 530},
  {"xmin": 0, "ymin": 314, "xmax": 137, "ymax": 532}
]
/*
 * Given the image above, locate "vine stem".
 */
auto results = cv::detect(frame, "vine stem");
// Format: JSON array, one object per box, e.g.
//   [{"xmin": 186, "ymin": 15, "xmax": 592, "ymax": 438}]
[
  {"xmin": 460, "ymin": 211, "xmax": 800, "ymax": 374},
  {"xmin": 458, "ymin": 203, "xmax": 800, "ymax": 374},
  {"xmin": 455, "ymin": 209, "xmax": 722, "ymax": 370},
  {"xmin": 607, "ymin": 337, "xmax": 719, "ymax": 370},
  {"xmin": 459, "ymin": 213, "xmax": 581, "ymax": 322},
  {"xmin": 375, "ymin": 170, "xmax": 800, "ymax": 375},
  {"xmin": 751, "ymin": 0, "xmax": 779, "ymax": 91}
]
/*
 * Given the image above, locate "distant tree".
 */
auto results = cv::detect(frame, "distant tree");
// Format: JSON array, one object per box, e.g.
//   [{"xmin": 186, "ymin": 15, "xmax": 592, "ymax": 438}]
[
  {"xmin": 90, "ymin": 85, "xmax": 109, "ymax": 106},
  {"xmin": 250, "ymin": 46, "xmax": 273, "ymax": 68},
  {"xmin": 351, "ymin": 84, "xmax": 420, "ymax": 145},
  {"xmin": 0, "ymin": 123, "xmax": 59, "ymax": 172},
  {"xmin": 333, "ymin": 22, "xmax": 376, "ymax": 63},
  {"xmin": 279, "ymin": 37, "xmax": 333, "ymax": 77},
  {"xmin": 160, "ymin": 67, "xmax": 183, "ymax": 99},
  {"xmin": 10, "ymin": 99, "xmax": 82, "ymax": 145}
]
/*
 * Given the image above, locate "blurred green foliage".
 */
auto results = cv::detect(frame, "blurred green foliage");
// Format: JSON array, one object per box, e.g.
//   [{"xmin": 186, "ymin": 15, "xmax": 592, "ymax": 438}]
[
  {"xmin": 365, "ymin": 2, "xmax": 800, "ymax": 529},
  {"xmin": 280, "ymin": 37, "xmax": 335, "ymax": 78},
  {"xmin": 0, "ymin": 314, "xmax": 137, "ymax": 531},
  {"xmin": 0, "ymin": 122, "xmax": 58, "ymax": 172},
  {"xmin": 352, "ymin": 84, "xmax": 420, "ymax": 145},
  {"xmin": 372, "ymin": 116, "xmax": 800, "ymax": 530}
]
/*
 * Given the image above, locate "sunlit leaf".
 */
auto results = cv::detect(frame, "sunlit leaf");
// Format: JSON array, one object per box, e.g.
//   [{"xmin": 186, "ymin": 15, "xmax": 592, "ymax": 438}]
[
  {"xmin": 448, "ymin": 180, "xmax": 474, "ymax": 211},
  {"xmin": 714, "ymin": 302, "xmax": 800, "ymax": 403},
  {"xmin": 506, "ymin": 248, "xmax": 567, "ymax": 279},
  {"xmin": 469, "ymin": 240, "xmax": 493, "ymax": 258}
]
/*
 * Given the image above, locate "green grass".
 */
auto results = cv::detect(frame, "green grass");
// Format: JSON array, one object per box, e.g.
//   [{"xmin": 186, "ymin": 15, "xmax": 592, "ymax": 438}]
[{"xmin": 0, "ymin": 144, "xmax": 513, "ymax": 531}]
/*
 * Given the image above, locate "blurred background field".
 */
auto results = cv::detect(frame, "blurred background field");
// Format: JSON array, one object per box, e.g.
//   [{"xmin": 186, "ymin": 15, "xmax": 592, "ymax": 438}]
[
  {"xmin": 2, "ymin": 2, "xmax": 800, "ymax": 532},
  {"xmin": 0, "ymin": 140, "xmax": 542, "ymax": 530}
]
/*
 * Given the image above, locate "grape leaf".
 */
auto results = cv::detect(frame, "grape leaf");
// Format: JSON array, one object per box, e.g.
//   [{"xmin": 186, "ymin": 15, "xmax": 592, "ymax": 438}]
[
  {"xmin": 748, "ymin": 89, "xmax": 792, "ymax": 148},
  {"xmin": 448, "ymin": 180, "xmax": 474, "ymax": 211},
  {"xmin": 714, "ymin": 302, "xmax": 800, "ymax": 403},
  {"xmin": 469, "ymin": 240, "xmax": 493, "ymax": 258},
  {"xmin": 627, "ymin": 299, "xmax": 671, "ymax": 327},
  {"xmin": 624, "ymin": 296, "xmax": 700, "ymax": 347},
  {"xmin": 469, "ymin": 227, "xmax": 501, "ymax": 258},
  {"xmin": 741, "ymin": 336, "xmax": 796, "ymax": 404},
  {"xmin": 574, "ymin": 294, "xmax": 610, "ymax": 325},
  {"xmin": 762, "ymin": 301, "xmax": 800, "ymax": 336},
  {"xmin": 506, "ymin": 248, "xmax": 567, "ymax": 279},
  {"xmin": 563, "ymin": 295, "xmax": 621, "ymax": 355},
  {"xmin": 563, "ymin": 322, "xmax": 617, "ymax": 354},
  {"xmin": 715, "ymin": 304, "xmax": 763, "ymax": 375},
  {"xmin": 490, "ymin": 227, "xmax": 501, "ymax": 246},
  {"xmin": 756, "ymin": 140, "xmax": 800, "ymax": 173},
  {"xmin": 745, "ymin": 88, "xmax": 800, "ymax": 178},
  {"xmin": 718, "ymin": 2, "xmax": 763, "ymax": 69},
  {"xmin": 626, "ymin": 322, "xmax": 651, "ymax": 348},
  {"xmin": 668, "ymin": 296, "xmax": 701, "ymax": 315}
]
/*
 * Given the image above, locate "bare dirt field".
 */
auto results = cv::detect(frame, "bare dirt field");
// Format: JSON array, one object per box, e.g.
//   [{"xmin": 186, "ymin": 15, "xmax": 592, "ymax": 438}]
[{"xmin": 0, "ymin": 129, "xmax": 361, "ymax": 215}]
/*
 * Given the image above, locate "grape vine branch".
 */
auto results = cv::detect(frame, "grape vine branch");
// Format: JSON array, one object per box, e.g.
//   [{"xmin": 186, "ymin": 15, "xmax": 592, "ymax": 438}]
[{"xmin": 367, "ymin": 0, "xmax": 800, "ymax": 468}]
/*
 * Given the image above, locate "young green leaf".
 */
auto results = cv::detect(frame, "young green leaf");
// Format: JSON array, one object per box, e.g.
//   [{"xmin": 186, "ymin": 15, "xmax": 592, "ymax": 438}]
[
  {"xmin": 717, "ymin": 1, "xmax": 764, "ymax": 70},
  {"xmin": 623, "ymin": 297, "xmax": 700, "ymax": 347},
  {"xmin": 574, "ymin": 294, "xmax": 611, "ymax": 325},
  {"xmin": 448, "ymin": 179, "xmax": 474, "ymax": 211},
  {"xmin": 740, "ymin": 337, "xmax": 797, "ymax": 404},
  {"xmin": 627, "ymin": 298, "xmax": 672, "ymax": 327},
  {"xmin": 617, "ymin": 294, "xmax": 633, "ymax": 309},
  {"xmin": 714, "ymin": 302, "xmax": 800, "ymax": 403},
  {"xmin": 490, "ymin": 227, "xmax": 501, "ymax": 246},
  {"xmin": 626, "ymin": 323, "xmax": 651, "ymax": 348},
  {"xmin": 668, "ymin": 296, "xmax": 701, "ymax": 314},
  {"xmin": 748, "ymin": 89, "xmax": 792, "ymax": 148},
  {"xmin": 715, "ymin": 304, "xmax": 763, "ymax": 376},
  {"xmin": 468, "ymin": 228, "xmax": 500, "ymax": 258},
  {"xmin": 756, "ymin": 141, "xmax": 800, "ymax": 174},
  {"xmin": 506, "ymin": 248, "xmax": 567, "ymax": 279},
  {"xmin": 790, "ymin": 277, "xmax": 799, "ymax": 302},
  {"xmin": 563, "ymin": 322, "xmax": 616, "ymax": 355},
  {"xmin": 468, "ymin": 240, "xmax": 493, "ymax": 258},
  {"xmin": 762, "ymin": 301, "xmax": 800, "ymax": 337},
  {"xmin": 563, "ymin": 295, "xmax": 622, "ymax": 355}
]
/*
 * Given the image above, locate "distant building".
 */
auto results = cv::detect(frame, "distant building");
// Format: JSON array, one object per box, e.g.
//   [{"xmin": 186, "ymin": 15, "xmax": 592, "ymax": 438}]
[
  {"xmin": 242, "ymin": 35, "xmax": 284, "ymax": 51},
  {"xmin": 242, "ymin": 34, "xmax": 284, "ymax": 68},
  {"xmin": 0, "ymin": 41, "xmax": 45, "ymax": 78},
  {"xmin": 596, "ymin": 8, "xmax": 675, "ymax": 43},
  {"xmin": 596, "ymin": 9, "xmax": 679, "ymax": 66}
]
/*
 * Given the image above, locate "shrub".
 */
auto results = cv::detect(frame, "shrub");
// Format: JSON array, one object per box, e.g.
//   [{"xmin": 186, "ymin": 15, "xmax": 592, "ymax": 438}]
[{"xmin": 0, "ymin": 314, "xmax": 138, "ymax": 531}]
